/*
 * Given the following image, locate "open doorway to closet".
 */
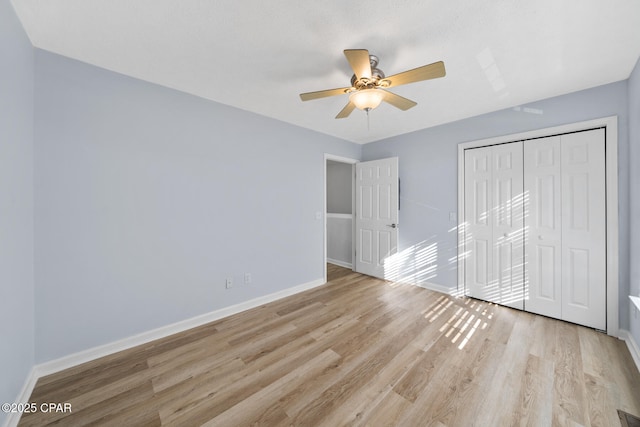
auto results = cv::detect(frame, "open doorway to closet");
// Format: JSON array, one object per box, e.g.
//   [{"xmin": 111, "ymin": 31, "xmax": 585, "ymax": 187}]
[{"xmin": 324, "ymin": 154, "xmax": 357, "ymax": 282}]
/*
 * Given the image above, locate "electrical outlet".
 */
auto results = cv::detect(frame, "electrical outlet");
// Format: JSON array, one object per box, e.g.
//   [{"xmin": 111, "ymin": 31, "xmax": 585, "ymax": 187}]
[
  {"xmin": 244, "ymin": 273, "xmax": 252, "ymax": 284},
  {"xmin": 225, "ymin": 277, "xmax": 233, "ymax": 289}
]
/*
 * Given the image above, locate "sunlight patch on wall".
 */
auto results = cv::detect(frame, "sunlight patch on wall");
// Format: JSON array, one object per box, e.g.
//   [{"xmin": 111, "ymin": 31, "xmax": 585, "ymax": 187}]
[{"xmin": 382, "ymin": 240, "xmax": 438, "ymax": 285}]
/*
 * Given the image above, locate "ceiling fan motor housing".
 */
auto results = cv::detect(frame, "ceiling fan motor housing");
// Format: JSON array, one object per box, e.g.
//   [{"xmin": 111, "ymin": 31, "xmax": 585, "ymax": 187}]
[{"xmin": 350, "ymin": 54, "xmax": 385, "ymax": 89}]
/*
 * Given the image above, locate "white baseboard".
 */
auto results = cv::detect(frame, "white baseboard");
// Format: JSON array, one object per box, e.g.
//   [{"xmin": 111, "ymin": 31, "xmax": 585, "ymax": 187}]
[
  {"xmin": 327, "ymin": 259, "xmax": 352, "ymax": 269},
  {"xmin": 4, "ymin": 277, "xmax": 326, "ymax": 427},
  {"xmin": 416, "ymin": 281, "xmax": 459, "ymax": 295},
  {"xmin": 394, "ymin": 278, "xmax": 458, "ymax": 296},
  {"xmin": 620, "ymin": 329, "xmax": 640, "ymax": 374},
  {"xmin": 2, "ymin": 367, "xmax": 39, "ymax": 427},
  {"xmin": 36, "ymin": 277, "xmax": 326, "ymax": 377}
]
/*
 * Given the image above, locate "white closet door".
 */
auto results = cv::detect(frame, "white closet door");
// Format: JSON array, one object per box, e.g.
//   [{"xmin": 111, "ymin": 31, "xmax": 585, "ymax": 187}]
[
  {"xmin": 524, "ymin": 136, "xmax": 563, "ymax": 318},
  {"xmin": 561, "ymin": 129, "xmax": 606, "ymax": 330},
  {"xmin": 524, "ymin": 129, "xmax": 606, "ymax": 329},
  {"xmin": 465, "ymin": 142, "xmax": 524, "ymax": 309},
  {"xmin": 492, "ymin": 142, "xmax": 525, "ymax": 309},
  {"xmin": 464, "ymin": 147, "xmax": 494, "ymax": 302}
]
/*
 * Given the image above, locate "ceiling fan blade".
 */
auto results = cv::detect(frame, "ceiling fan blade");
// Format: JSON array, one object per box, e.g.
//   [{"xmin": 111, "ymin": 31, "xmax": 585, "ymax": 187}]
[
  {"xmin": 344, "ymin": 49, "xmax": 372, "ymax": 80},
  {"xmin": 384, "ymin": 61, "xmax": 446, "ymax": 88},
  {"xmin": 381, "ymin": 90, "xmax": 417, "ymax": 111},
  {"xmin": 335, "ymin": 101, "xmax": 356, "ymax": 119},
  {"xmin": 300, "ymin": 87, "xmax": 351, "ymax": 101}
]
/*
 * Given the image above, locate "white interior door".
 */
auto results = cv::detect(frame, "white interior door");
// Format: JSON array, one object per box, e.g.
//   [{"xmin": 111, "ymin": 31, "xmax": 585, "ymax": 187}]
[
  {"xmin": 560, "ymin": 129, "xmax": 606, "ymax": 329},
  {"xmin": 355, "ymin": 157, "xmax": 399, "ymax": 279},
  {"xmin": 524, "ymin": 136, "xmax": 563, "ymax": 319},
  {"xmin": 464, "ymin": 142, "xmax": 524, "ymax": 309}
]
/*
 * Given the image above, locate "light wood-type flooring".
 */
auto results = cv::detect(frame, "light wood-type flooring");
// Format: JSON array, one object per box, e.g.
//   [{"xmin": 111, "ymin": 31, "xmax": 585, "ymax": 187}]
[{"xmin": 19, "ymin": 264, "xmax": 640, "ymax": 426}]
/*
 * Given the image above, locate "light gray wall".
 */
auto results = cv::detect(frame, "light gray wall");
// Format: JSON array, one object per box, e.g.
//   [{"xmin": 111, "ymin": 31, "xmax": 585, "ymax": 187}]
[
  {"xmin": 362, "ymin": 81, "xmax": 631, "ymax": 329},
  {"xmin": 327, "ymin": 217, "xmax": 353, "ymax": 266},
  {"xmin": 33, "ymin": 50, "xmax": 361, "ymax": 362},
  {"xmin": 0, "ymin": 0, "xmax": 35, "ymax": 423},
  {"xmin": 629, "ymin": 56, "xmax": 640, "ymax": 343},
  {"xmin": 326, "ymin": 160, "xmax": 352, "ymax": 214}
]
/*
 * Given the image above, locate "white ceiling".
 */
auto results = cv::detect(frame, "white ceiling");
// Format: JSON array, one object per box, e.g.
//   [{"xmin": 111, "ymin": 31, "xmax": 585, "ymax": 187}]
[{"xmin": 11, "ymin": 0, "xmax": 640, "ymax": 144}]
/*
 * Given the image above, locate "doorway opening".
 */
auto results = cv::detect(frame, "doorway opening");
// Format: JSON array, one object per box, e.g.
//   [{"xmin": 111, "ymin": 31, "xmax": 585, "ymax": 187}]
[{"xmin": 324, "ymin": 154, "xmax": 357, "ymax": 283}]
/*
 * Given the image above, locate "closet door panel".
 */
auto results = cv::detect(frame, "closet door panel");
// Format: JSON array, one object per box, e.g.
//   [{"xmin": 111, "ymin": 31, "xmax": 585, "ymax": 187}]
[
  {"xmin": 464, "ymin": 147, "xmax": 495, "ymax": 302},
  {"xmin": 464, "ymin": 143, "xmax": 523, "ymax": 308},
  {"xmin": 492, "ymin": 142, "xmax": 524, "ymax": 309},
  {"xmin": 561, "ymin": 129, "xmax": 606, "ymax": 330},
  {"xmin": 523, "ymin": 136, "xmax": 562, "ymax": 318}
]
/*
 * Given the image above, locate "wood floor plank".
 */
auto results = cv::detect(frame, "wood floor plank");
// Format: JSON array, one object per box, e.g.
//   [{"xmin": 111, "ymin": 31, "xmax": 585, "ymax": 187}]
[
  {"xmin": 553, "ymin": 321, "xmax": 590, "ymax": 427},
  {"xmin": 347, "ymin": 345, "xmax": 426, "ymax": 424},
  {"xmin": 510, "ymin": 354, "xmax": 555, "ymax": 427},
  {"xmin": 290, "ymin": 330, "xmax": 412, "ymax": 426},
  {"xmin": 579, "ymin": 327, "xmax": 609, "ymax": 380},
  {"xmin": 598, "ymin": 333, "xmax": 640, "ymax": 415},
  {"xmin": 201, "ymin": 349, "xmax": 342, "ymax": 426},
  {"xmin": 312, "ymin": 315, "xmax": 434, "ymax": 426},
  {"xmin": 393, "ymin": 323, "xmax": 493, "ymax": 426},
  {"xmin": 355, "ymin": 390, "xmax": 412, "ymax": 427},
  {"xmin": 441, "ymin": 337, "xmax": 509, "ymax": 426},
  {"xmin": 529, "ymin": 313, "xmax": 559, "ymax": 361},
  {"xmin": 18, "ymin": 265, "xmax": 640, "ymax": 426}
]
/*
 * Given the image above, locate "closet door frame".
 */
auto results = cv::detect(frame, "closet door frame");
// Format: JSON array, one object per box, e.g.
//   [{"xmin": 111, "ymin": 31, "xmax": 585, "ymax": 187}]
[{"xmin": 457, "ymin": 116, "xmax": 619, "ymax": 336}]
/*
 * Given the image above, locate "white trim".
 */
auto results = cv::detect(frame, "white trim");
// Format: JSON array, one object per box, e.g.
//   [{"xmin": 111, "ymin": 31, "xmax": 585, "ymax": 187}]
[
  {"xmin": 392, "ymin": 278, "xmax": 460, "ymax": 296},
  {"xmin": 604, "ymin": 117, "xmax": 619, "ymax": 337},
  {"xmin": 457, "ymin": 116, "xmax": 619, "ymax": 336},
  {"xmin": 325, "ymin": 154, "xmax": 360, "ymax": 164},
  {"xmin": 324, "ymin": 153, "xmax": 358, "ymax": 283},
  {"xmin": 326, "ymin": 213, "xmax": 353, "ymax": 220},
  {"xmin": 31, "ymin": 278, "xmax": 325, "ymax": 378},
  {"xmin": 417, "ymin": 281, "xmax": 460, "ymax": 295},
  {"xmin": 620, "ymin": 329, "xmax": 640, "ymax": 374},
  {"xmin": 3, "ymin": 367, "xmax": 39, "ymax": 427},
  {"xmin": 327, "ymin": 259, "xmax": 353, "ymax": 269},
  {"xmin": 457, "ymin": 145, "xmax": 466, "ymax": 297},
  {"xmin": 630, "ymin": 295, "xmax": 640, "ymax": 311}
]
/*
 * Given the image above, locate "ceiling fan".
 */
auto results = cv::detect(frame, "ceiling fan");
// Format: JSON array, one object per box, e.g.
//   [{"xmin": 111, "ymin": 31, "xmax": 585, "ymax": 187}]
[{"xmin": 299, "ymin": 49, "xmax": 446, "ymax": 119}]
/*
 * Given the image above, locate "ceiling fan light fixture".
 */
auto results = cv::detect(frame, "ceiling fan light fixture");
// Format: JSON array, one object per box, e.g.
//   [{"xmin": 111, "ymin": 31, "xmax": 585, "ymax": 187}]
[
  {"xmin": 299, "ymin": 49, "xmax": 445, "ymax": 119},
  {"xmin": 349, "ymin": 88, "xmax": 384, "ymax": 111}
]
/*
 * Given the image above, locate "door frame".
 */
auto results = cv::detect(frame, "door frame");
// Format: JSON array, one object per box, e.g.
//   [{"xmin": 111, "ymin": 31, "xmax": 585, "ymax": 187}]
[
  {"xmin": 457, "ymin": 116, "xmax": 619, "ymax": 336},
  {"xmin": 324, "ymin": 153, "xmax": 358, "ymax": 283}
]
